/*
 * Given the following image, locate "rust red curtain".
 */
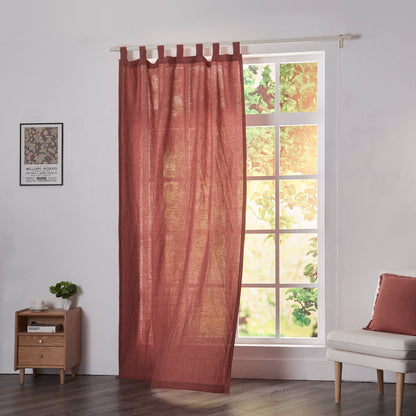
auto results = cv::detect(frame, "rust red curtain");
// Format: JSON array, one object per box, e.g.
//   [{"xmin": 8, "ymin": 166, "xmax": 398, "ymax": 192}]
[{"xmin": 118, "ymin": 42, "xmax": 246, "ymax": 393}]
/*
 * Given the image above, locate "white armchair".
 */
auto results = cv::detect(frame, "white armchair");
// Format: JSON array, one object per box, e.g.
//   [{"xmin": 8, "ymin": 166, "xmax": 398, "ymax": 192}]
[{"xmin": 326, "ymin": 270, "xmax": 416, "ymax": 416}]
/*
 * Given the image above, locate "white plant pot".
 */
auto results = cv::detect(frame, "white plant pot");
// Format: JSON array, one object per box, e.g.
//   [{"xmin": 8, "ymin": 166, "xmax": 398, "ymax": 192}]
[{"xmin": 62, "ymin": 298, "xmax": 72, "ymax": 310}]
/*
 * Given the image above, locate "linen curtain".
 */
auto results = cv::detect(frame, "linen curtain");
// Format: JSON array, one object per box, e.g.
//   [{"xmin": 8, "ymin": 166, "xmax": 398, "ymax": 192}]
[{"xmin": 118, "ymin": 42, "xmax": 246, "ymax": 393}]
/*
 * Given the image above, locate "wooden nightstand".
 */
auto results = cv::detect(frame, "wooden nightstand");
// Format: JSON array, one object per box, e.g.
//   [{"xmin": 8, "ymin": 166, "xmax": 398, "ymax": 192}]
[{"xmin": 14, "ymin": 307, "xmax": 81, "ymax": 385}]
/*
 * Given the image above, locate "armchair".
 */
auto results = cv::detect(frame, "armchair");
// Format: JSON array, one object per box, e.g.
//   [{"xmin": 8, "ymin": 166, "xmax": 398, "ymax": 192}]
[{"xmin": 327, "ymin": 270, "xmax": 416, "ymax": 416}]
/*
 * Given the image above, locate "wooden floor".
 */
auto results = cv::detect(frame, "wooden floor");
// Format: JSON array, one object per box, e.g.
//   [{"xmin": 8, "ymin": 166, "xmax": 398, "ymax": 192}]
[{"xmin": 1, "ymin": 374, "xmax": 416, "ymax": 416}]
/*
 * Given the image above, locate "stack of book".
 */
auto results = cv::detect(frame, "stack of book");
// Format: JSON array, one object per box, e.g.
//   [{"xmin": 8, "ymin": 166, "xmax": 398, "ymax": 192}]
[{"xmin": 27, "ymin": 322, "xmax": 63, "ymax": 333}]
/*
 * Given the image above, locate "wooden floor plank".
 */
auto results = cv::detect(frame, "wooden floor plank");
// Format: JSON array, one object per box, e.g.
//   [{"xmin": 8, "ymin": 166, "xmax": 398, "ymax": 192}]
[{"xmin": 0, "ymin": 374, "xmax": 415, "ymax": 415}]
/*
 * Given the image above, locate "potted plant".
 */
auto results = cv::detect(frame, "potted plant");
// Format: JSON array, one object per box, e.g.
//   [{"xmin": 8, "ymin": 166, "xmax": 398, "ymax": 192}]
[{"xmin": 49, "ymin": 281, "xmax": 78, "ymax": 310}]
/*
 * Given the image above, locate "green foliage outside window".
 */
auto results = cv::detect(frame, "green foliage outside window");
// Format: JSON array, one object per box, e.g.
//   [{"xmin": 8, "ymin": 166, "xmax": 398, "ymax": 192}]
[
  {"xmin": 246, "ymin": 127, "xmax": 275, "ymax": 176},
  {"xmin": 280, "ymin": 62, "xmax": 317, "ymax": 113},
  {"xmin": 244, "ymin": 64, "xmax": 275, "ymax": 114},
  {"xmin": 240, "ymin": 61, "xmax": 319, "ymax": 338}
]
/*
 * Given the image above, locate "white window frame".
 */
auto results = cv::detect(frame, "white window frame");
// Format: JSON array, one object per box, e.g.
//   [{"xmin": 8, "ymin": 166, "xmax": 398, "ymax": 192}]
[{"xmin": 236, "ymin": 51, "xmax": 325, "ymax": 346}]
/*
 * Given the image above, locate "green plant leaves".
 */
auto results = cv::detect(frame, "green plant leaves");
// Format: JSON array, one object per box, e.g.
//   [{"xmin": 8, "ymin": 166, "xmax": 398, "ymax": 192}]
[
  {"xmin": 285, "ymin": 287, "xmax": 317, "ymax": 335},
  {"xmin": 244, "ymin": 64, "xmax": 275, "ymax": 114},
  {"xmin": 49, "ymin": 281, "xmax": 78, "ymax": 299}
]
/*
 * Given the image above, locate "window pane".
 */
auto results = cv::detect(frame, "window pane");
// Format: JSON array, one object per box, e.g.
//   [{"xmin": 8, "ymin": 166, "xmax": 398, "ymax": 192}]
[
  {"xmin": 244, "ymin": 64, "xmax": 275, "ymax": 114},
  {"xmin": 279, "ymin": 179, "xmax": 317, "ymax": 229},
  {"xmin": 280, "ymin": 234, "xmax": 317, "ymax": 283},
  {"xmin": 247, "ymin": 127, "xmax": 275, "ymax": 176},
  {"xmin": 243, "ymin": 234, "xmax": 275, "ymax": 283},
  {"xmin": 239, "ymin": 288, "xmax": 276, "ymax": 337},
  {"xmin": 280, "ymin": 62, "xmax": 317, "ymax": 113},
  {"xmin": 280, "ymin": 125, "xmax": 317, "ymax": 175},
  {"xmin": 280, "ymin": 288, "xmax": 318, "ymax": 338},
  {"xmin": 246, "ymin": 180, "xmax": 275, "ymax": 230}
]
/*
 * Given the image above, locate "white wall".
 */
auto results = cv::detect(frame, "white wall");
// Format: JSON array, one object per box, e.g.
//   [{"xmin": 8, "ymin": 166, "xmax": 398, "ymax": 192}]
[{"xmin": 1, "ymin": 0, "xmax": 416, "ymax": 382}]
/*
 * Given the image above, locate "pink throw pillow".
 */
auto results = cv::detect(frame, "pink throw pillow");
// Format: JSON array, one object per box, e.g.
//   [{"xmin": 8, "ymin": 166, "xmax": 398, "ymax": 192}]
[{"xmin": 364, "ymin": 273, "xmax": 416, "ymax": 335}]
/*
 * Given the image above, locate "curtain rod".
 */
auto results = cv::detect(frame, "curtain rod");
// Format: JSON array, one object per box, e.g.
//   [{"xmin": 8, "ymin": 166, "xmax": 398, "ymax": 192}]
[{"xmin": 109, "ymin": 34, "xmax": 352, "ymax": 52}]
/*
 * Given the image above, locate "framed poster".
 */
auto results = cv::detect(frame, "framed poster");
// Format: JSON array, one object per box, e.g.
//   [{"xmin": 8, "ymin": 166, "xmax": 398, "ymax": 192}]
[{"xmin": 20, "ymin": 123, "xmax": 63, "ymax": 186}]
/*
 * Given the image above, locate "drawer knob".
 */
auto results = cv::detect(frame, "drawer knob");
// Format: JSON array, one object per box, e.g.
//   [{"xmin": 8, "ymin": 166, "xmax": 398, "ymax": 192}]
[
  {"xmin": 40, "ymin": 355, "xmax": 43, "ymax": 358},
  {"xmin": 38, "ymin": 340, "xmax": 43, "ymax": 344}
]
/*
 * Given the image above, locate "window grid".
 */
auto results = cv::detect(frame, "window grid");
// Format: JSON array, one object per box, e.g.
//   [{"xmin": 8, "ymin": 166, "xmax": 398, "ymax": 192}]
[{"xmin": 237, "ymin": 52, "xmax": 324, "ymax": 345}]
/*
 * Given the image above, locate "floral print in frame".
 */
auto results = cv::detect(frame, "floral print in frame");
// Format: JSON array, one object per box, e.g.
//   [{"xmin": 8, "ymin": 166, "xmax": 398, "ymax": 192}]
[{"xmin": 20, "ymin": 123, "xmax": 63, "ymax": 185}]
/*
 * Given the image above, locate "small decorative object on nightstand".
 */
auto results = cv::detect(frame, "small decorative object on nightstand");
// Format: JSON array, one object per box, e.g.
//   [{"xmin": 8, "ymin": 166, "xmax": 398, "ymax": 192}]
[
  {"xmin": 49, "ymin": 281, "xmax": 78, "ymax": 310},
  {"xmin": 14, "ymin": 307, "xmax": 81, "ymax": 385}
]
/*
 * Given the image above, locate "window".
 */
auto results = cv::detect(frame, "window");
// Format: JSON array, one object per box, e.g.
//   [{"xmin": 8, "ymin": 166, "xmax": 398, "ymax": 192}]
[{"xmin": 237, "ymin": 52, "xmax": 324, "ymax": 345}]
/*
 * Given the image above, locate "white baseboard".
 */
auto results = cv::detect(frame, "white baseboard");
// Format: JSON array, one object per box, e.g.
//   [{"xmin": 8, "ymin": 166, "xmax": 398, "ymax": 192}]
[{"xmin": 231, "ymin": 357, "xmax": 416, "ymax": 384}]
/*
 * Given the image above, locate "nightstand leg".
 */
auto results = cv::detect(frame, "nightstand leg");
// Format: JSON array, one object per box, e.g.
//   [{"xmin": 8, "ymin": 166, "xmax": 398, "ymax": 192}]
[
  {"xmin": 20, "ymin": 368, "xmax": 25, "ymax": 385},
  {"xmin": 60, "ymin": 369, "xmax": 65, "ymax": 385},
  {"xmin": 71, "ymin": 366, "xmax": 77, "ymax": 378},
  {"xmin": 33, "ymin": 368, "xmax": 38, "ymax": 377}
]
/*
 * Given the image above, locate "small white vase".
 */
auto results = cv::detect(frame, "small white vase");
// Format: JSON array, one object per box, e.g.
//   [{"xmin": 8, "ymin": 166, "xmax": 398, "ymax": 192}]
[{"xmin": 62, "ymin": 298, "xmax": 72, "ymax": 310}]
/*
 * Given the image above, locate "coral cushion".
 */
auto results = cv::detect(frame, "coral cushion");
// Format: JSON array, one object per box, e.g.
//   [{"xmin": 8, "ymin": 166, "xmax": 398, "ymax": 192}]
[{"xmin": 364, "ymin": 273, "xmax": 416, "ymax": 336}]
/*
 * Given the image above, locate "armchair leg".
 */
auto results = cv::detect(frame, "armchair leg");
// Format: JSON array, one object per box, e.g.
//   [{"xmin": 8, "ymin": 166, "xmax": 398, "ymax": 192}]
[
  {"xmin": 334, "ymin": 361, "xmax": 342, "ymax": 404},
  {"xmin": 396, "ymin": 373, "xmax": 404, "ymax": 416},
  {"xmin": 377, "ymin": 369, "xmax": 384, "ymax": 395}
]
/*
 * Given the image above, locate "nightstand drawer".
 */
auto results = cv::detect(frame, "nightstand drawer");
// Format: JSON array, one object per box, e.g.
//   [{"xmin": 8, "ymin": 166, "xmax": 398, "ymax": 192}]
[
  {"xmin": 18, "ymin": 346, "xmax": 64, "ymax": 366},
  {"xmin": 19, "ymin": 335, "xmax": 64, "ymax": 347}
]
